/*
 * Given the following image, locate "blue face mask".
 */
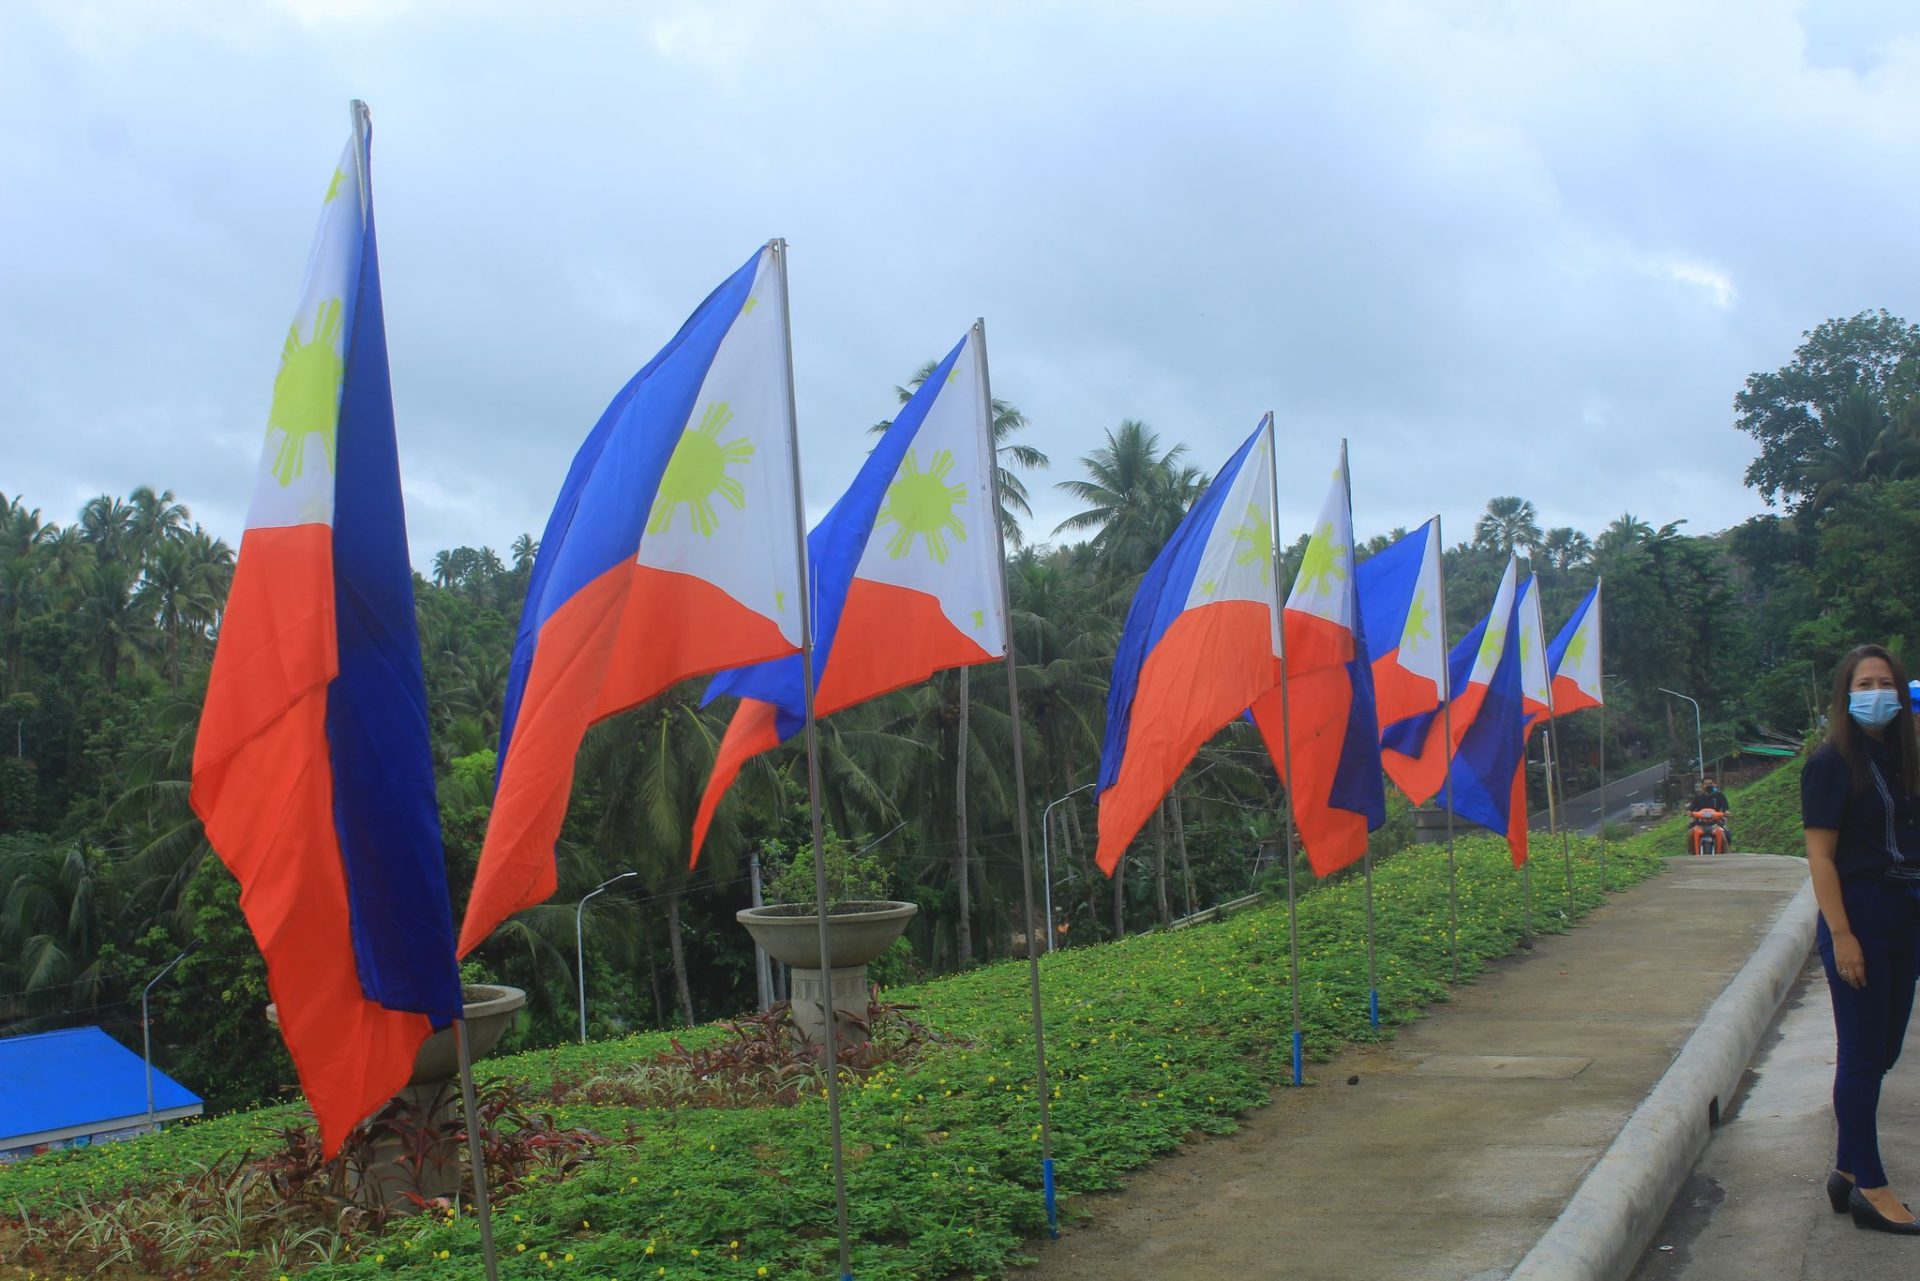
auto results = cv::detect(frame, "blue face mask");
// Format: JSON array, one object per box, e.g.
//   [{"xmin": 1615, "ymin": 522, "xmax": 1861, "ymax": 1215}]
[{"xmin": 1849, "ymin": 688, "xmax": 1904, "ymax": 729}]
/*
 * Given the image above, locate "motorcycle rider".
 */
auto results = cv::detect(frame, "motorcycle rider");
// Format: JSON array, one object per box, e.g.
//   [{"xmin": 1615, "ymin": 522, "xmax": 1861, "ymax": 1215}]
[
  {"xmin": 1689, "ymin": 776, "xmax": 1730, "ymax": 853},
  {"xmin": 1690, "ymin": 776, "xmax": 1730, "ymax": 813}
]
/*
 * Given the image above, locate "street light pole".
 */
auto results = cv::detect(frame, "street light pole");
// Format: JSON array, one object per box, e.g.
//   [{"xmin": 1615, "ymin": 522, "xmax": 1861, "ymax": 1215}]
[
  {"xmin": 576, "ymin": 871, "xmax": 638, "ymax": 1043},
  {"xmin": 1658, "ymin": 687, "xmax": 1707, "ymax": 782},
  {"xmin": 142, "ymin": 939, "xmax": 202, "ymax": 1133},
  {"xmin": 1041, "ymin": 784, "xmax": 1095, "ymax": 953}
]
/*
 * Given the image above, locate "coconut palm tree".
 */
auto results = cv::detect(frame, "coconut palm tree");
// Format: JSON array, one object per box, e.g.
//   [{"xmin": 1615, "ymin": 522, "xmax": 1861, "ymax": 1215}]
[
  {"xmin": 1539, "ymin": 527, "xmax": 1593, "ymax": 573},
  {"xmin": 1596, "ymin": 512, "xmax": 1652, "ymax": 552},
  {"xmin": 1803, "ymin": 383, "xmax": 1916, "ymax": 511},
  {"xmin": 510, "ymin": 533, "xmax": 540, "ymax": 574},
  {"xmin": 127, "ymin": 485, "xmax": 191, "ymax": 565},
  {"xmin": 0, "ymin": 838, "xmax": 112, "ymax": 1012},
  {"xmin": 1054, "ymin": 420, "xmax": 1204, "ymax": 581},
  {"xmin": 136, "ymin": 540, "xmax": 225, "ymax": 687},
  {"xmin": 1473, "ymin": 496, "xmax": 1542, "ymax": 559},
  {"xmin": 78, "ymin": 558, "xmax": 154, "ymax": 685},
  {"xmin": 78, "ymin": 494, "xmax": 138, "ymax": 567}
]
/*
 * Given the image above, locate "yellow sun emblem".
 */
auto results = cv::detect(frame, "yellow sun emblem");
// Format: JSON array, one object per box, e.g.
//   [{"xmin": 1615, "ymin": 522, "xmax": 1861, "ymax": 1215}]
[
  {"xmin": 1564, "ymin": 625, "xmax": 1590, "ymax": 665},
  {"xmin": 266, "ymin": 297, "xmax": 345, "ymax": 488},
  {"xmin": 878, "ymin": 448, "xmax": 967, "ymax": 563},
  {"xmin": 649, "ymin": 402, "xmax": 754, "ymax": 537},
  {"xmin": 1401, "ymin": 587, "xmax": 1433, "ymax": 649},
  {"xmin": 1230, "ymin": 503, "xmax": 1272, "ymax": 582},
  {"xmin": 1476, "ymin": 617, "xmax": 1507, "ymax": 669},
  {"xmin": 1294, "ymin": 521, "xmax": 1347, "ymax": 599}
]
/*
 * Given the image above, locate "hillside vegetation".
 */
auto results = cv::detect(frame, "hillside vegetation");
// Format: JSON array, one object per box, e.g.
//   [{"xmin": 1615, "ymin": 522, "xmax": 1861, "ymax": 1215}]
[{"xmin": 1, "ymin": 832, "xmax": 1662, "ymax": 1280}]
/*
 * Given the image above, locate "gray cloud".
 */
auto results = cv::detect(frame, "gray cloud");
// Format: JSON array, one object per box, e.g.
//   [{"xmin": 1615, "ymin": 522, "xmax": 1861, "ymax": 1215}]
[{"xmin": 6, "ymin": 0, "xmax": 1920, "ymax": 564}]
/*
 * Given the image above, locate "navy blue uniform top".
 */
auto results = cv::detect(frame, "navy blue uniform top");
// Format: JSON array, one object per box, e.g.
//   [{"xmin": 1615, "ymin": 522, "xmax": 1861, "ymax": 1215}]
[{"xmin": 1801, "ymin": 739, "xmax": 1920, "ymax": 880}]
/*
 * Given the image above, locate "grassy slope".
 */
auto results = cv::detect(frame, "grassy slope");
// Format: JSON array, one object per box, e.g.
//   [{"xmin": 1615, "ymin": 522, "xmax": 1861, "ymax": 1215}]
[
  {"xmin": 1626, "ymin": 756, "xmax": 1805, "ymax": 860},
  {"xmin": 3, "ymin": 833, "xmax": 1667, "ymax": 1280}
]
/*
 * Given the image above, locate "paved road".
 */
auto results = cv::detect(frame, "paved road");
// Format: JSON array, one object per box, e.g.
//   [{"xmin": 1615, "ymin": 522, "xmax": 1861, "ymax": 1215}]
[
  {"xmin": 1020, "ymin": 855, "xmax": 1808, "ymax": 1281},
  {"xmin": 1631, "ymin": 958, "xmax": 1920, "ymax": 1280},
  {"xmin": 1533, "ymin": 761, "xmax": 1671, "ymax": 835}
]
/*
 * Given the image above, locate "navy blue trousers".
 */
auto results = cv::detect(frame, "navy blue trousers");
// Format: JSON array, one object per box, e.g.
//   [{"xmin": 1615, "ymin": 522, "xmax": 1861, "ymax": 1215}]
[{"xmin": 1817, "ymin": 876, "xmax": 1920, "ymax": 1188}]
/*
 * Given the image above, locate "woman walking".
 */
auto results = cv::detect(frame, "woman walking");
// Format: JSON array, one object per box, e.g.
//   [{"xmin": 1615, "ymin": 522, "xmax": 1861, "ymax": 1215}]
[{"xmin": 1803, "ymin": 644, "xmax": 1920, "ymax": 1234}]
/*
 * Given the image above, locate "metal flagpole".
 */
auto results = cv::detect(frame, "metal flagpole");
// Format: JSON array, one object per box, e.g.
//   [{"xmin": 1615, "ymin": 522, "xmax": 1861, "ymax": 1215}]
[
  {"xmin": 1595, "ymin": 582, "xmax": 1608, "ymax": 893},
  {"xmin": 1546, "ymin": 716, "xmax": 1575, "ymax": 914},
  {"xmin": 1522, "ymin": 738, "xmax": 1535, "ymax": 938},
  {"xmin": 974, "ymin": 320, "xmax": 1062, "ymax": 1239},
  {"xmin": 1431, "ymin": 516, "xmax": 1461, "ymax": 986},
  {"xmin": 750, "ymin": 848, "xmax": 773, "ymax": 1012},
  {"xmin": 770, "ymin": 239, "xmax": 855, "ymax": 1281},
  {"xmin": 1522, "ymin": 732, "xmax": 1535, "ymax": 939},
  {"xmin": 1262, "ymin": 413, "xmax": 1306, "ymax": 1087},
  {"xmin": 354, "ymin": 96, "xmax": 497, "ymax": 1281},
  {"xmin": 454, "ymin": 1018, "xmax": 500, "ymax": 1281},
  {"xmin": 1338, "ymin": 442, "xmax": 1381, "ymax": 1032},
  {"xmin": 1599, "ymin": 689, "xmax": 1610, "ymax": 891}
]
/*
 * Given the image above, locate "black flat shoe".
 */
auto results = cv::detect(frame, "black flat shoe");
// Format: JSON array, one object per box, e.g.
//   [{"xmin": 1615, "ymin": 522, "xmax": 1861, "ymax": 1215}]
[
  {"xmin": 1850, "ymin": 1188, "xmax": 1920, "ymax": 1234},
  {"xmin": 1828, "ymin": 1171, "xmax": 1855, "ymax": 1213}
]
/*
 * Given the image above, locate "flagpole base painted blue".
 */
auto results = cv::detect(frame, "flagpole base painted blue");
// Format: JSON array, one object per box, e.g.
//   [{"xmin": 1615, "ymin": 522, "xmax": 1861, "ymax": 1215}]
[
  {"xmin": 1291, "ymin": 1031, "xmax": 1304, "ymax": 1086},
  {"xmin": 1368, "ymin": 988, "xmax": 1380, "ymax": 1030},
  {"xmin": 1043, "ymin": 1157, "xmax": 1059, "ymax": 1238}
]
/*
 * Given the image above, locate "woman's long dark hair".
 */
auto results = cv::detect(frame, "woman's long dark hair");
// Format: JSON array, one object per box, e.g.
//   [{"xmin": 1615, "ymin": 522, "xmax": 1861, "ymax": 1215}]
[{"xmin": 1826, "ymin": 644, "xmax": 1920, "ymax": 796}]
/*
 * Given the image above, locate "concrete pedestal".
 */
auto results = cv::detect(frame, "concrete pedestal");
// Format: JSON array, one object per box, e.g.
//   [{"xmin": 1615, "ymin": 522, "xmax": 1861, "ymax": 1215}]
[
  {"xmin": 787, "ymin": 964, "xmax": 873, "ymax": 1049},
  {"xmin": 355, "ymin": 1082, "xmax": 462, "ymax": 1208}
]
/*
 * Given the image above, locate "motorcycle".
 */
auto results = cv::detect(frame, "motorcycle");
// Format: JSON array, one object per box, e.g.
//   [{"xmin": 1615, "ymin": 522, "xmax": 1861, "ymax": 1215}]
[{"xmin": 1687, "ymin": 808, "xmax": 1729, "ymax": 856}]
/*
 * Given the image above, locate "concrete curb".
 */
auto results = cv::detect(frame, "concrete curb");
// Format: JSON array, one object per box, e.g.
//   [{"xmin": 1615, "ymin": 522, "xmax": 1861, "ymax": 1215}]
[{"xmin": 1508, "ymin": 869, "xmax": 1817, "ymax": 1281}]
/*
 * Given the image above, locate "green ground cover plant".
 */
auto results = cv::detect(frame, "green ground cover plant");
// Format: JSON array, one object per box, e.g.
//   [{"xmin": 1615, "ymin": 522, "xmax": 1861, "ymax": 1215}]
[{"xmin": 2, "ymin": 830, "xmax": 1663, "ymax": 1280}]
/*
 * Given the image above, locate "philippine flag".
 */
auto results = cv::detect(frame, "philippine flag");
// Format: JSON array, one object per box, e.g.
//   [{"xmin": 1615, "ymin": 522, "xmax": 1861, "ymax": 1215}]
[
  {"xmin": 1516, "ymin": 574, "xmax": 1554, "ymax": 728},
  {"xmin": 689, "ymin": 326, "xmax": 1006, "ymax": 864},
  {"xmin": 1548, "ymin": 581, "xmax": 1604, "ymax": 716},
  {"xmin": 1355, "ymin": 518, "xmax": 1446, "ymax": 758},
  {"xmin": 1095, "ymin": 417, "xmax": 1280, "ymax": 874},
  {"xmin": 1440, "ymin": 557, "xmax": 1530, "ymax": 865},
  {"xmin": 1380, "ymin": 556, "xmax": 1520, "ymax": 805},
  {"xmin": 460, "ymin": 244, "xmax": 803, "ymax": 955},
  {"xmin": 191, "ymin": 106, "xmax": 463, "ymax": 1157},
  {"xmin": 1249, "ymin": 445, "xmax": 1385, "ymax": 876}
]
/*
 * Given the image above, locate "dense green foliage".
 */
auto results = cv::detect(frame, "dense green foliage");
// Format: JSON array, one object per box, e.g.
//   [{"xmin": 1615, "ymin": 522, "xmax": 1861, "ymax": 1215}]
[
  {"xmin": 3, "ymin": 307, "xmax": 1914, "ymax": 1120},
  {"xmin": 0, "ymin": 831, "xmax": 1663, "ymax": 1278}
]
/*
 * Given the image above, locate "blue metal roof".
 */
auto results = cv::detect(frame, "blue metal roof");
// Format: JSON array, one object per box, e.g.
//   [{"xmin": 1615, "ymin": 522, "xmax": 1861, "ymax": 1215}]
[{"xmin": 0, "ymin": 1026, "xmax": 203, "ymax": 1143}]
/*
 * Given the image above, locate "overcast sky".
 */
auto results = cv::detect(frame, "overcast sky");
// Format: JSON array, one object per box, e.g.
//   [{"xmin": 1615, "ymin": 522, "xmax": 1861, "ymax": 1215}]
[{"xmin": 6, "ymin": 0, "xmax": 1920, "ymax": 565}]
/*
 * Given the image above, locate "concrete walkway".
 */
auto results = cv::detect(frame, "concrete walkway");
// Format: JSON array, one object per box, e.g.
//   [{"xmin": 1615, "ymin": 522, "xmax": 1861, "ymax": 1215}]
[
  {"xmin": 1020, "ymin": 855, "xmax": 1808, "ymax": 1281},
  {"xmin": 1630, "ymin": 956, "xmax": 1920, "ymax": 1280}
]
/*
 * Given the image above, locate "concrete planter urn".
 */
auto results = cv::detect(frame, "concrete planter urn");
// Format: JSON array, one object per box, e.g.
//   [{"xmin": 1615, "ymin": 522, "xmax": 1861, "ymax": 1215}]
[
  {"xmin": 736, "ymin": 901, "xmax": 916, "ymax": 1050},
  {"xmin": 267, "ymin": 983, "xmax": 525, "ymax": 1210}
]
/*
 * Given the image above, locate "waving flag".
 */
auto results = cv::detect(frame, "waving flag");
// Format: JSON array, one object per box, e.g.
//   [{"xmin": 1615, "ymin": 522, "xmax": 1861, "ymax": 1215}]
[
  {"xmin": 1548, "ymin": 581, "xmax": 1604, "ymax": 716},
  {"xmin": 1379, "ymin": 556, "xmax": 1520, "ymax": 804},
  {"xmin": 1516, "ymin": 574, "xmax": 1554, "ymax": 727},
  {"xmin": 460, "ymin": 243, "xmax": 803, "ymax": 955},
  {"xmin": 689, "ymin": 327, "xmax": 1005, "ymax": 864},
  {"xmin": 1095, "ymin": 417, "xmax": 1280, "ymax": 874},
  {"xmin": 192, "ymin": 105, "xmax": 461, "ymax": 1157},
  {"xmin": 1356, "ymin": 518, "xmax": 1446, "ymax": 737},
  {"xmin": 1439, "ymin": 557, "xmax": 1529, "ymax": 865},
  {"xmin": 1249, "ymin": 444, "xmax": 1384, "ymax": 876}
]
